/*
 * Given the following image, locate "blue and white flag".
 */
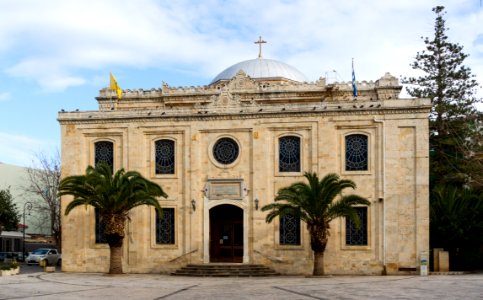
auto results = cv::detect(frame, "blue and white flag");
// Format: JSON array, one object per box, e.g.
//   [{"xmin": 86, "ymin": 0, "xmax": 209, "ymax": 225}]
[{"xmin": 352, "ymin": 59, "xmax": 357, "ymax": 97}]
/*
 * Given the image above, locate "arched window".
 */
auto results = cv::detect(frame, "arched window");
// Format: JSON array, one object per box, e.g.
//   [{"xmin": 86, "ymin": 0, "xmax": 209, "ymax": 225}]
[
  {"xmin": 156, "ymin": 208, "xmax": 175, "ymax": 244},
  {"xmin": 345, "ymin": 207, "xmax": 368, "ymax": 245},
  {"xmin": 345, "ymin": 134, "xmax": 368, "ymax": 171},
  {"xmin": 280, "ymin": 214, "xmax": 301, "ymax": 245},
  {"xmin": 94, "ymin": 141, "xmax": 114, "ymax": 170},
  {"xmin": 155, "ymin": 139, "xmax": 175, "ymax": 174},
  {"xmin": 94, "ymin": 141, "xmax": 113, "ymax": 244},
  {"xmin": 279, "ymin": 136, "xmax": 301, "ymax": 172}
]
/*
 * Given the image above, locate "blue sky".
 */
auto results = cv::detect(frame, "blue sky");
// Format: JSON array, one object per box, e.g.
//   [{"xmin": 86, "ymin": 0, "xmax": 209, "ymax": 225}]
[{"xmin": 1, "ymin": 0, "xmax": 482, "ymax": 166}]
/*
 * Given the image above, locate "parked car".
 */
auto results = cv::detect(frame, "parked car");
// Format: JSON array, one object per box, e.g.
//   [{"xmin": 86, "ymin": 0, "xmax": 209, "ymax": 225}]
[{"xmin": 26, "ymin": 248, "xmax": 61, "ymax": 266}]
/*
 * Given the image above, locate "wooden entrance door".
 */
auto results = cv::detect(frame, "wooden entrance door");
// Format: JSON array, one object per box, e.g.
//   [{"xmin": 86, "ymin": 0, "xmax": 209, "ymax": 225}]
[{"xmin": 210, "ymin": 205, "xmax": 243, "ymax": 263}]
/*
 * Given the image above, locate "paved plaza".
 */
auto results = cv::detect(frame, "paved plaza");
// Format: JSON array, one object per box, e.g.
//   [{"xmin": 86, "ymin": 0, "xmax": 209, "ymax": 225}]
[{"xmin": 1, "ymin": 272, "xmax": 482, "ymax": 300}]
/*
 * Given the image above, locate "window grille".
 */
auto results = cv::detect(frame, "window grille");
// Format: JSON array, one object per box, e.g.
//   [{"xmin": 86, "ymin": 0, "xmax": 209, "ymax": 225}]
[
  {"xmin": 345, "ymin": 134, "xmax": 368, "ymax": 171},
  {"xmin": 155, "ymin": 139, "xmax": 175, "ymax": 174},
  {"xmin": 213, "ymin": 138, "xmax": 239, "ymax": 165},
  {"xmin": 279, "ymin": 136, "xmax": 301, "ymax": 172},
  {"xmin": 95, "ymin": 208, "xmax": 107, "ymax": 244},
  {"xmin": 346, "ymin": 207, "xmax": 368, "ymax": 245},
  {"xmin": 156, "ymin": 208, "xmax": 175, "ymax": 244},
  {"xmin": 95, "ymin": 141, "xmax": 114, "ymax": 170},
  {"xmin": 280, "ymin": 214, "xmax": 301, "ymax": 245}
]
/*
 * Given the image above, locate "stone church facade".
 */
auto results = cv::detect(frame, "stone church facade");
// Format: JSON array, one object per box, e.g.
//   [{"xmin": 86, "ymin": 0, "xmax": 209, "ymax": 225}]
[{"xmin": 58, "ymin": 55, "xmax": 430, "ymax": 275}]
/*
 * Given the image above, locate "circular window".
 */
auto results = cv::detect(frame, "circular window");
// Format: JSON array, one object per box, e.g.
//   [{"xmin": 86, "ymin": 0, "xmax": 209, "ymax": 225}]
[{"xmin": 213, "ymin": 137, "xmax": 239, "ymax": 165}]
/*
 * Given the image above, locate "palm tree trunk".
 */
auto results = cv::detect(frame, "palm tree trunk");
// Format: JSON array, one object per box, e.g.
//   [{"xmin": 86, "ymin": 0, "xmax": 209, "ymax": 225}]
[
  {"xmin": 108, "ymin": 237, "xmax": 124, "ymax": 274},
  {"xmin": 313, "ymin": 251, "xmax": 325, "ymax": 275}
]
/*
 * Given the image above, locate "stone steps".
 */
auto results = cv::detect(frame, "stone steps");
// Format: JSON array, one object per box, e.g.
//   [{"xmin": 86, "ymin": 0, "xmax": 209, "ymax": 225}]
[{"xmin": 171, "ymin": 264, "xmax": 280, "ymax": 277}]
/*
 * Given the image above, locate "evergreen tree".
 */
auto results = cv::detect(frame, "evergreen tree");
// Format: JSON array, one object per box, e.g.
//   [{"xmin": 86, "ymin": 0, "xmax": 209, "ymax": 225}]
[
  {"xmin": 0, "ymin": 188, "xmax": 20, "ymax": 234},
  {"xmin": 403, "ymin": 6, "xmax": 482, "ymax": 188}
]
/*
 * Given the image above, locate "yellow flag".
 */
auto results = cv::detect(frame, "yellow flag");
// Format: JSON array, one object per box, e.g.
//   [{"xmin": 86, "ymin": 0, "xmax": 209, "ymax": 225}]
[{"xmin": 109, "ymin": 72, "xmax": 123, "ymax": 99}]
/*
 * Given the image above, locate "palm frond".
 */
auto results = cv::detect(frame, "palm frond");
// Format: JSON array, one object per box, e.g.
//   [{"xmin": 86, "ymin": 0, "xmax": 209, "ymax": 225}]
[
  {"xmin": 262, "ymin": 172, "xmax": 369, "ymax": 228},
  {"xmin": 59, "ymin": 163, "xmax": 167, "ymax": 216},
  {"xmin": 262, "ymin": 202, "xmax": 302, "ymax": 223}
]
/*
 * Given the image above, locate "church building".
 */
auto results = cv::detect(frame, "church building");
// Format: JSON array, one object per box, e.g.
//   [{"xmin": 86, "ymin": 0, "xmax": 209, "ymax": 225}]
[{"xmin": 58, "ymin": 41, "xmax": 430, "ymax": 275}]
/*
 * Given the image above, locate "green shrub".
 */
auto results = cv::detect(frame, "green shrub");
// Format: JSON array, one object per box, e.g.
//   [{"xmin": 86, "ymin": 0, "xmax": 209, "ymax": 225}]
[
  {"xmin": 10, "ymin": 260, "xmax": 19, "ymax": 269},
  {"xmin": 0, "ymin": 261, "xmax": 19, "ymax": 270}
]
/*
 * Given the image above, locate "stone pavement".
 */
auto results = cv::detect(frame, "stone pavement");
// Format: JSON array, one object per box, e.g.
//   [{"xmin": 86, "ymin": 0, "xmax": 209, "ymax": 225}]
[{"xmin": 1, "ymin": 272, "xmax": 482, "ymax": 300}]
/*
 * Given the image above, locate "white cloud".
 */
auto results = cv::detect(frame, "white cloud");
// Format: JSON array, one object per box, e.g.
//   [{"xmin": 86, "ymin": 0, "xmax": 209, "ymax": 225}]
[
  {"xmin": 40, "ymin": 76, "xmax": 86, "ymax": 91},
  {"xmin": 0, "ymin": 0, "xmax": 481, "ymax": 93},
  {"xmin": 0, "ymin": 132, "xmax": 57, "ymax": 167}
]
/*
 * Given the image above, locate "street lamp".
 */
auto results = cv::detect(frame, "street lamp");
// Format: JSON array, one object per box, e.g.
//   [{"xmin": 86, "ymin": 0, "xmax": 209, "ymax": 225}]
[{"xmin": 22, "ymin": 201, "xmax": 33, "ymax": 260}]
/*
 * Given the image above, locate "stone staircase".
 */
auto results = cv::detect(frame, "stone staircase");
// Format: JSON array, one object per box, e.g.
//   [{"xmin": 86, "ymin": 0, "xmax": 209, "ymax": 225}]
[{"xmin": 171, "ymin": 264, "xmax": 280, "ymax": 277}]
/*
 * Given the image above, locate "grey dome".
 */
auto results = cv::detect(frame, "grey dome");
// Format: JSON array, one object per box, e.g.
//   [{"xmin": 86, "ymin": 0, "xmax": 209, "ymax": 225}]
[{"xmin": 211, "ymin": 58, "xmax": 308, "ymax": 84}]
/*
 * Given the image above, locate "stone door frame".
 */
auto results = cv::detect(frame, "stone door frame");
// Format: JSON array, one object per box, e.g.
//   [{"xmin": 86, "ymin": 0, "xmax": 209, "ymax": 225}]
[{"xmin": 203, "ymin": 199, "xmax": 249, "ymax": 263}]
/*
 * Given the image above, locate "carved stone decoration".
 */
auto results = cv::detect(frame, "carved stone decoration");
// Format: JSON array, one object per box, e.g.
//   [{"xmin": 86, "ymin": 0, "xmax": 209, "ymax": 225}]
[
  {"xmin": 218, "ymin": 91, "xmax": 233, "ymax": 107},
  {"xmin": 228, "ymin": 71, "xmax": 259, "ymax": 91}
]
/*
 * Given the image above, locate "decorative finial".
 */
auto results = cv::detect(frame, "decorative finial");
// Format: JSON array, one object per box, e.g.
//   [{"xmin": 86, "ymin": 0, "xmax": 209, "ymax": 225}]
[{"xmin": 254, "ymin": 36, "xmax": 267, "ymax": 58}]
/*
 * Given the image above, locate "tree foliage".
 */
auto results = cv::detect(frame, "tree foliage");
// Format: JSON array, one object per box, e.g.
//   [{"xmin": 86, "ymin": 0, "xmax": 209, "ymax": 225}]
[
  {"xmin": 0, "ymin": 188, "xmax": 20, "ymax": 234},
  {"xmin": 430, "ymin": 185, "xmax": 483, "ymax": 270},
  {"xmin": 403, "ymin": 6, "xmax": 482, "ymax": 188},
  {"xmin": 403, "ymin": 5, "xmax": 483, "ymax": 271},
  {"xmin": 58, "ymin": 163, "xmax": 168, "ymax": 274},
  {"xmin": 262, "ymin": 172, "xmax": 370, "ymax": 275}
]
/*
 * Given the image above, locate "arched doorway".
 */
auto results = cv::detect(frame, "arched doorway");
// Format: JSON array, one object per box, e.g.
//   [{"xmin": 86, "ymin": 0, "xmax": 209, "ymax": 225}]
[{"xmin": 209, "ymin": 204, "xmax": 243, "ymax": 263}]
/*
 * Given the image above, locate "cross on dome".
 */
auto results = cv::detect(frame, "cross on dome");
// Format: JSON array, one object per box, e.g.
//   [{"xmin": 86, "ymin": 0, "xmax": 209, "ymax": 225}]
[{"xmin": 254, "ymin": 36, "xmax": 267, "ymax": 58}]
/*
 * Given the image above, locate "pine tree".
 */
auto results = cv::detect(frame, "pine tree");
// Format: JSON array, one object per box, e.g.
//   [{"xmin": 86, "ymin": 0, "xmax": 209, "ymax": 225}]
[
  {"xmin": 0, "ymin": 188, "xmax": 20, "ymax": 234},
  {"xmin": 403, "ymin": 6, "xmax": 482, "ymax": 188}
]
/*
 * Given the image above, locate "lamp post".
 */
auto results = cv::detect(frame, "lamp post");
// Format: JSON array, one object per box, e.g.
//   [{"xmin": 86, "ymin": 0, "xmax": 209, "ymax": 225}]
[{"xmin": 22, "ymin": 201, "xmax": 33, "ymax": 260}]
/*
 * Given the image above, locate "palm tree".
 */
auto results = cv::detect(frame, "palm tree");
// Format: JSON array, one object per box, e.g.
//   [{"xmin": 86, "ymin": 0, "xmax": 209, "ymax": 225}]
[
  {"xmin": 430, "ymin": 185, "xmax": 483, "ymax": 270},
  {"xmin": 262, "ymin": 172, "xmax": 370, "ymax": 275},
  {"xmin": 58, "ymin": 163, "xmax": 168, "ymax": 274}
]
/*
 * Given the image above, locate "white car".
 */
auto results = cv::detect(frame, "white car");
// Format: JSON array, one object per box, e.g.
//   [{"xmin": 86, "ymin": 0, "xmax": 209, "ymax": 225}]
[{"xmin": 26, "ymin": 248, "xmax": 61, "ymax": 266}]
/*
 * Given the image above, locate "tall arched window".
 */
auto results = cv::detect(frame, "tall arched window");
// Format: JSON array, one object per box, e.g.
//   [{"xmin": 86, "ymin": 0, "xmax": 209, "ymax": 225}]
[
  {"xmin": 279, "ymin": 136, "xmax": 301, "ymax": 172},
  {"xmin": 345, "ymin": 134, "xmax": 368, "ymax": 171},
  {"xmin": 94, "ymin": 141, "xmax": 114, "ymax": 170},
  {"xmin": 155, "ymin": 139, "xmax": 175, "ymax": 174},
  {"xmin": 94, "ymin": 140, "xmax": 113, "ymax": 244}
]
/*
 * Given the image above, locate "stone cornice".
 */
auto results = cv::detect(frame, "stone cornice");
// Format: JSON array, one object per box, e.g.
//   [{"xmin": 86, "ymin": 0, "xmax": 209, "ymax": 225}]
[{"xmin": 58, "ymin": 104, "xmax": 430, "ymax": 125}]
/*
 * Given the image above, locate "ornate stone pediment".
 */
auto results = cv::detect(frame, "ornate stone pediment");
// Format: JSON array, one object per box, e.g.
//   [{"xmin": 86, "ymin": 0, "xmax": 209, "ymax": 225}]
[
  {"xmin": 203, "ymin": 72, "xmax": 258, "ymax": 109},
  {"xmin": 227, "ymin": 70, "xmax": 259, "ymax": 91}
]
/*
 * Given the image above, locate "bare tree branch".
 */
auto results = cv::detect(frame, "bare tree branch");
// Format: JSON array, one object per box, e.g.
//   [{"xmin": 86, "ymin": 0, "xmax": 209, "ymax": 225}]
[{"xmin": 22, "ymin": 150, "xmax": 61, "ymax": 249}]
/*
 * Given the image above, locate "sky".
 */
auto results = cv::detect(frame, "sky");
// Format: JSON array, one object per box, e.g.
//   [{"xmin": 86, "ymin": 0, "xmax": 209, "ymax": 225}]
[{"xmin": 0, "ymin": 0, "xmax": 482, "ymax": 167}]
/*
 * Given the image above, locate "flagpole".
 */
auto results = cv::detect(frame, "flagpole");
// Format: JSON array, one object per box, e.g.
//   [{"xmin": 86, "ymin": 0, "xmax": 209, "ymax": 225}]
[
  {"xmin": 109, "ymin": 73, "xmax": 114, "ymax": 110},
  {"xmin": 352, "ymin": 58, "xmax": 357, "ymax": 98}
]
